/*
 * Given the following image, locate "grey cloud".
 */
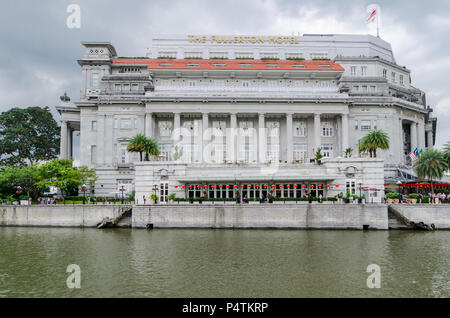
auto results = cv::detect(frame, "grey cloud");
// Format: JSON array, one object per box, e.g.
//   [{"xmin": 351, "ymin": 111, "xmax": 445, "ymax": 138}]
[{"xmin": 0, "ymin": 0, "xmax": 449, "ymax": 147}]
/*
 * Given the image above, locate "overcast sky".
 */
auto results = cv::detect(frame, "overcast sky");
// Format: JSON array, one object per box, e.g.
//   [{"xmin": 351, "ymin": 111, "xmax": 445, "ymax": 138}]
[{"xmin": 0, "ymin": 0, "xmax": 449, "ymax": 148}]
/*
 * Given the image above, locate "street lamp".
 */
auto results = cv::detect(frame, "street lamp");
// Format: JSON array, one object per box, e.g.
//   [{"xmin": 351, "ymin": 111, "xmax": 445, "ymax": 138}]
[
  {"xmin": 358, "ymin": 182, "xmax": 362, "ymax": 204},
  {"xmin": 16, "ymin": 186, "xmax": 23, "ymax": 205},
  {"xmin": 119, "ymin": 185, "xmax": 126, "ymax": 204},
  {"xmin": 397, "ymin": 181, "xmax": 402, "ymax": 195},
  {"xmin": 152, "ymin": 184, "xmax": 158, "ymax": 204},
  {"xmin": 81, "ymin": 184, "xmax": 87, "ymax": 205}
]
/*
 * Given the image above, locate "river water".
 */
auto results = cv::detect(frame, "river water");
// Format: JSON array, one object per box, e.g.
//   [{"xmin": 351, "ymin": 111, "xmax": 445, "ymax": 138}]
[{"xmin": 0, "ymin": 227, "xmax": 448, "ymax": 298}]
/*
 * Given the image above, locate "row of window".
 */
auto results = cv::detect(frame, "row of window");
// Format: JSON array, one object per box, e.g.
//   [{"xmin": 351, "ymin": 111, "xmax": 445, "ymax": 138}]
[
  {"xmin": 353, "ymin": 85, "xmax": 377, "ymax": 93},
  {"xmin": 349, "ymin": 66, "xmax": 405, "ymax": 86},
  {"xmin": 157, "ymin": 51, "xmax": 327, "ymax": 60},
  {"xmin": 91, "ymin": 119, "xmax": 139, "ymax": 131},
  {"xmin": 114, "ymin": 83, "xmax": 140, "ymax": 92},
  {"xmin": 156, "ymin": 79, "xmax": 335, "ymax": 88},
  {"xmin": 382, "ymin": 69, "xmax": 404, "ymax": 85}
]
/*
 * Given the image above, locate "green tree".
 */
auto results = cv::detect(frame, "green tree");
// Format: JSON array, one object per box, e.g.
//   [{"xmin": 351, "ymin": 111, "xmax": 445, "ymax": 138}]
[
  {"xmin": 0, "ymin": 107, "xmax": 60, "ymax": 166},
  {"xmin": 358, "ymin": 130, "xmax": 390, "ymax": 158},
  {"xmin": 344, "ymin": 148, "xmax": 353, "ymax": 158},
  {"xmin": 315, "ymin": 148, "xmax": 323, "ymax": 165},
  {"xmin": 126, "ymin": 134, "xmax": 147, "ymax": 161},
  {"xmin": 37, "ymin": 159, "xmax": 97, "ymax": 200},
  {"xmin": 0, "ymin": 164, "xmax": 43, "ymax": 199},
  {"xmin": 413, "ymin": 148, "xmax": 448, "ymax": 195},
  {"xmin": 443, "ymin": 141, "xmax": 450, "ymax": 169},
  {"xmin": 143, "ymin": 137, "xmax": 160, "ymax": 161}
]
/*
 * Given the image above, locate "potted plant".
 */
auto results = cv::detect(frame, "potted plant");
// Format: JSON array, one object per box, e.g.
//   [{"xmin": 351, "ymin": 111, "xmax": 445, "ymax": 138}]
[
  {"xmin": 168, "ymin": 193, "xmax": 176, "ymax": 204},
  {"xmin": 150, "ymin": 193, "xmax": 159, "ymax": 204},
  {"xmin": 407, "ymin": 193, "xmax": 419, "ymax": 204},
  {"xmin": 386, "ymin": 192, "xmax": 400, "ymax": 204},
  {"xmin": 344, "ymin": 190, "xmax": 351, "ymax": 203}
]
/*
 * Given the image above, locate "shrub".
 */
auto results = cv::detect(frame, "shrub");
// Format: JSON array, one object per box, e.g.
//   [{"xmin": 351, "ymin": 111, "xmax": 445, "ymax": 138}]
[
  {"xmin": 408, "ymin": 193, "xmax": 420, "ymax": 199},
  {"xmin": 386, "ymin": 192, "xmax": 400, "ymax": 199}
]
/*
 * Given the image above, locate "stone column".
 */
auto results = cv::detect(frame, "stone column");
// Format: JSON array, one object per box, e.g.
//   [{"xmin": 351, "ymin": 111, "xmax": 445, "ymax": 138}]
[
  {"xmin": 258, "ymin": 113, "xmax": 266, "ymax": 163},
  {"xmin": 173, "ymin": 112, "xmax": 181, "ymax": 141},
  {"xmin": 418, "ymin": 122, "xmax": 425, "ymax": 151},
  {"xmin": 341, "ymin": 114, "xmax": 349, "ymax": 156},
  {"xmin": 314, "ymin": 113, "xmax": 321, "ymax": 153},
  {"xmin": 410, "ymin": 122, "xmax": 417, "ymax": 152},
  {"xmin": 286, "ymin": 113, "xmax": 293, "ymax": 163},
  {"xmin": 202, "ymin": 112, "xmax": 209, "ymax": 163},
  {"xmin": 60, "ymin": 120, "xmax": 67, "ymax": 159},
  {"xmin": 399, "ymin": 118, "xmax": 404, "ymax": 163},
  {"xmin": 145, "ymin": 113, "xmax": 153, "ymax": 137},
  {"xmin": 67, "ymin": 128, "xmax": 72, "ymax": 159},
  {"xmin": 97, "ymin": 115, "xmax": 105, "ymax": 164},
  {"xmin": 228, "ymin": 113, "xmax": 237, "ymax": 163},
  {"xmin": 427, "ymin": 130, "xmax": 433, "ymax": 148}
]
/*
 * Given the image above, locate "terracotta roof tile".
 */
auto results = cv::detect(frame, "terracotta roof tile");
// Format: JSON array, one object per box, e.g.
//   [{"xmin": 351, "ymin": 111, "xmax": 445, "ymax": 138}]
[{"xmin": 112, "ymin": 59, "xmax": 344, "ymax": 71}]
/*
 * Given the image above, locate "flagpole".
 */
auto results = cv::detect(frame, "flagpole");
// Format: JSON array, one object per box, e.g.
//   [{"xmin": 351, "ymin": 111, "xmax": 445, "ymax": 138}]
[{"xmin": 376, "ymin": 6, "xmax": 380, "ymax": 37}]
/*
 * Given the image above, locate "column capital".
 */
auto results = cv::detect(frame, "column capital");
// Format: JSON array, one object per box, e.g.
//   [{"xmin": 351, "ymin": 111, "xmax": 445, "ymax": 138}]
[{"xmin": 286, "ymin": 112, "xmax": 294, "ymax": 117}]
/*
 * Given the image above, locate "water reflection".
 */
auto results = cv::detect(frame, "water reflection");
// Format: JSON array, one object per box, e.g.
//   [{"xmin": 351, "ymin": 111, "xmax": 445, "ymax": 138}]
[{"xmin": 0, "ymin": 227, "xmax": 448, "ymax": 298}]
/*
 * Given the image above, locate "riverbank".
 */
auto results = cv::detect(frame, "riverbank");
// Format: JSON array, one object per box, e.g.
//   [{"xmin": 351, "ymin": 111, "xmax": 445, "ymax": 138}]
[{"xmin": 1, "ymin": 204, "xmax": 448, "ymax": 230}]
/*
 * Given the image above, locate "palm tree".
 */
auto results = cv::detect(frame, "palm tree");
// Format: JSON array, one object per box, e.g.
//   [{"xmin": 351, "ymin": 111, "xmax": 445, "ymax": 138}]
[
  {"xmin": 413, "ymin": 148, "xmax": 448, "ymax": 195},
  {"xmin": 443, "ymin": 141, "xmax": 450, "ymax": 169},
  {"xmin": 127, "ymin": 134, "xmax": 147, "ymax": 162},
  {"xmin": 143, "ymin": 137, "xmax": 160, "ymax": 161},
  {"xmin": 344, "ymin": 148, "xmax": 353, "ymax": 158},
  {"xmin": 358, "ymin": 130, "xmax": 390, "ymax": 158}
]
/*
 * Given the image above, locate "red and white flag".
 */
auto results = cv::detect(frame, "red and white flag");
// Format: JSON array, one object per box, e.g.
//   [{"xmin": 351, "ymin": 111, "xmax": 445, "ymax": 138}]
[
  {"xmin": 366, "ymin": 4, "xmax": 381, "ymax": 37},
  {"xmin": 367, "ymin": 8, "xmax": 377, "ymax": 24}
]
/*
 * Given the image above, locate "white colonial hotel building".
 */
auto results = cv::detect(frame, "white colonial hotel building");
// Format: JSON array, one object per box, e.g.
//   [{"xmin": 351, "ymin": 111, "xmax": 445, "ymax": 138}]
[{"xmin": 57, "ymin": 34, "xmax": 437, "ymax": 203}]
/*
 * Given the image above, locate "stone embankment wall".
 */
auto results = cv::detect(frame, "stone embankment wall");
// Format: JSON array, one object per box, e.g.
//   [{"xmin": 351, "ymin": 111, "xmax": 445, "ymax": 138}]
[
  {"xmin": 0, "ymin": 205, "xmax": 129, "ymax": 227},
  {"xmin": 391, "ymin": 205, "xmax": 450, "ymax": 229},
  {"xmin": 132, "ymin": 204, "xmax": 389, "ymax": 229}
]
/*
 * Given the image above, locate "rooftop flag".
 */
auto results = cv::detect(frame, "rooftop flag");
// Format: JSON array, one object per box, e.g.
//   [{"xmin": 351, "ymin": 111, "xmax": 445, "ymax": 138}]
[{"xmin": 366, "ymin": 4, "xmax": 381, "ymax": 37}]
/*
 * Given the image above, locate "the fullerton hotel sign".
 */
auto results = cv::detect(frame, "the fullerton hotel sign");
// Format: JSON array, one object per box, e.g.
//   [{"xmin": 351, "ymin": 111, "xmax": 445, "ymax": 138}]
[{"xmin": 188, "ymin": 35, "xmax": 300, "ymax": 45}]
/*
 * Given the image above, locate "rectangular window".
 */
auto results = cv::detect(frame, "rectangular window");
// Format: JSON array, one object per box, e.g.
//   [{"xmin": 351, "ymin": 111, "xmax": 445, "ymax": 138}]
[
  {"xmin": 361, "ymin": 66, "xmax": 367, "ymax": 76},
  {"xmin": 350, "ymin": 66, "xmax": 356, "ymax": 76},
  {"xmin": 321, "ymin": 144, "xmax": 333, "ymax": 158},
  {"xmin": 120, "ymin": 119, "xmax": 132, "ymax": 129},
  {"xmin": 294, "ymin": 121, "xmax": 307, "ymax": 137},
  {"xmin": 158, "ymin": 51, "xmax": 177, "ymax": 59},
  {"xmin": 159, "ymin": 121, "xmax": 173, "ymax": 137},
  {"xmin": 131, "ymin": 83, "xmax": 139, "ymax": 91},
  {"xmin": 370, "ymin": 86, "xmax": 376, "ymax": 93},
  {"xmin": 294, "ymin": 144, "xmax": 307, "ymax": 162},
  {"xmin": 91, "ymin": 121, "xmax": 97, "ymax": 131},
  {"xmin": 383, "ymin": 69, "xmax": 387, "ymax": 79},
  {"xmin": 346, "ymin": 180, "xmax": 356, "ymax": 195},
  {"xmin": 362, "ymin": 85, "xmax": 368, "ymax": 92},
  {"xmin": 354, "ymin": 120, "xmax": 358, "ymax": 130},
  {"xmin": 91, "ymin": 145, "xmax": 97, "ymax": 164},
  {"xmin": 115, "ymin": 84, "xmax": 121, "ymax": 91},
  {"xmin": 260, "ymin": 52, "xmax": 278, "ymax": 59},
  {"xmin": 114, "ymin": 119, "xmax": 118, "ymax": 129},
  {"xmin": 353, "ymin": 86, "xmax": 359, "ymax": 92},
  {"xmin": 235, "ymin": 52, "xmax": 254, "ymax": 59},
  {"xmin": 185, "ymin": 52, "xmax": 202, "ymax": 59},
  {"xmin": 91, "ymin": 73, "xmax": 100, "ymax": 87},
  {"xmin": 361, "ymin": 120, "xmax": 372, "ymax": 131},
  {"xmin": 134, "ymin": 118, "xmax": 138, "ymax": 129},
  {"xmin": 210, "ymin": 52, "xmax": 228, "ymax": 59},
  {"xmin": 123, "ymin": 83, "xmax": 130, "ymax": 91},
  {"xmin": 321, "ymin": 122, "xmax": 333, "ymax": 137},
  {"xmin": 373, "ymin": 120, "xmax": 377, "ymax": 130},
  {"xmin": 391, "ymin": 72, "xmax": 396, "ymax": 83},
  {"xmin": 400, "ymin": 75, "xmax": 404, "ymax": 85},
  {"xmin": 285, "ymin": 53, "xmax": 303, "ymax": 59}
]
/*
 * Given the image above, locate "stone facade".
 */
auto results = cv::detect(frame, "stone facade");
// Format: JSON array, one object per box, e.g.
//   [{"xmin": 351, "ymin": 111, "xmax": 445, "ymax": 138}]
[{"xmin": 56, "ymin": 35, "xmax": 436, "ymax": 200}]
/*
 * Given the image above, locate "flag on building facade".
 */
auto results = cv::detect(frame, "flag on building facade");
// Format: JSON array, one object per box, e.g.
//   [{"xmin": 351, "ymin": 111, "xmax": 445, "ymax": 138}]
[{"xmin": 409, "ymin": 147, "xmax": 419, "ymax": 161}]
